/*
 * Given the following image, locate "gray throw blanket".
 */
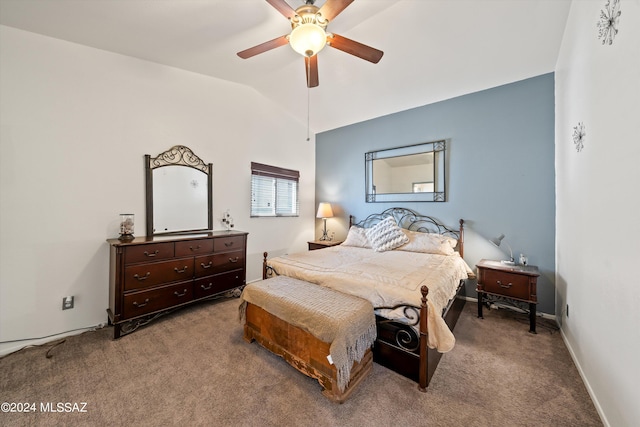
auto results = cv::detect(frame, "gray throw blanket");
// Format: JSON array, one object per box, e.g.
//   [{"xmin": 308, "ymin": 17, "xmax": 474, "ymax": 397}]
[{"xmin": 239, "ymin": 277, "xmax": 377, "ymax": 392}]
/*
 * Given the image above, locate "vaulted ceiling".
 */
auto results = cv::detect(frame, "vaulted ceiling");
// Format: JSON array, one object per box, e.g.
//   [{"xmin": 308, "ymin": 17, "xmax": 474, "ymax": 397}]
[{"xmin": 0, "ymin": 0, "xmax": 571, "ymax": 133}]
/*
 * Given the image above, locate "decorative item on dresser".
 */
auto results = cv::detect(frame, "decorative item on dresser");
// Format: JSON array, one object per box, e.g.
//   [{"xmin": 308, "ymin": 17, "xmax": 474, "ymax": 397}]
[
  {"xmin": 475, "ymin": 259, "xmax": 540, "ymax": 333},
  {"xmin": 107, "ymin": 231, "xmax": 248, "ymax": 339}
]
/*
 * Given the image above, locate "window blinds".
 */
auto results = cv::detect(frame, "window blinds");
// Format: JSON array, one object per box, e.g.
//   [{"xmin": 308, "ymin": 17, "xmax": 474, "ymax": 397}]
[{"xmin": 250, "ymin": 162, "xmax": 300, "ymax": 217}]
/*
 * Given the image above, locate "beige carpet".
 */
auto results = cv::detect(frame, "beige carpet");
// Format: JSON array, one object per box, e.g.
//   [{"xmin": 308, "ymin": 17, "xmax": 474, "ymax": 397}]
[{"xmin": 0, "ymin": 298, "xmax": 602, "ymax": 426}]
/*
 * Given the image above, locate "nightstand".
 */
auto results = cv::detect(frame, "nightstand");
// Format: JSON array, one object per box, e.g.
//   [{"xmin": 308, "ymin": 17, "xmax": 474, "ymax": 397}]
[
  {"xmin": 308, "ymin": 240, "xmax": 343, "ymax": 251},
  {"xmin": 476, "ymin": 259, "xmax": 540, "ymax": 333}
]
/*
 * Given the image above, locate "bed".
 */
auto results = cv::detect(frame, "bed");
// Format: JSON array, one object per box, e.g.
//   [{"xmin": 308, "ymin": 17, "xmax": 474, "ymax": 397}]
[{"xmin": 248, "ymin": 208, "xmax": 473, "ymax": 392}]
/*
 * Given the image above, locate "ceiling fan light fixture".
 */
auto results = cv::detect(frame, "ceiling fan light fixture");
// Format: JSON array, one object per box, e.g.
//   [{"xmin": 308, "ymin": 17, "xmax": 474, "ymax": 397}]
[{"xmin": 289, "ymin": 23, "xmax": 327, "ymax": 57}]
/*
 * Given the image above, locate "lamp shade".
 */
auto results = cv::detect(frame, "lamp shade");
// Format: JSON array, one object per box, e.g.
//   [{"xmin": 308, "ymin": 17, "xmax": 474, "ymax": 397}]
[
  {"xmin": 316, "ymin": 202, "xmax": 334, "ymax": 219},
  {"xmin": 289, "ymin": 23, "xmax": 327, "ymax": 57},
  {"xmin": 489, "ymin": 234, "xmax": 505, "ymax": 248},
  {"xmin": 489, "ymin": 233, "xmax": 514, "ymax": 264}
]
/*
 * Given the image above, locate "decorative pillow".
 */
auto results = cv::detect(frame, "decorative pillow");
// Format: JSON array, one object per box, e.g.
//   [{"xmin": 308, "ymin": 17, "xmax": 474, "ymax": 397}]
[
  {"xmin": 365, "ymin": 217, "xmax": 409, "ymax": 252},
  {"xmin": 398, "ymin": 229, "xmax": 457, "ymax": 255},
  {"xmin": 342, "ymin": 226, "xmax": 372, "ymax": 248}
]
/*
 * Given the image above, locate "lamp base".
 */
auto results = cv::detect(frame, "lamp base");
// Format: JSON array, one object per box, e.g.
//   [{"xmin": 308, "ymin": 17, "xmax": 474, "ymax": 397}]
[{"xmin": 319, "ymin": 218, "xmax": 330, "ymax": 241}]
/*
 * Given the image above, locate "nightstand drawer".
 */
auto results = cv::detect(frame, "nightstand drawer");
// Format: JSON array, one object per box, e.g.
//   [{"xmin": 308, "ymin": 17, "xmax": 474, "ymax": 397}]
[
  {"xmin": 308, "ymin": 240, "xmax": 343, "ymax": 251},
  {"xmin": 482, "ymin": 269, "xmax": 531, "ymax": 301}
]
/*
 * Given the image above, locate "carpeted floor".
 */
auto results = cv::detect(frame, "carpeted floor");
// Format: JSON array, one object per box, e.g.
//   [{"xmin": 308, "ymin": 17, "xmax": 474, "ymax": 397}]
[{"xmin": 0, "ymin": 298, "xmax": 602, "ymax": 426}]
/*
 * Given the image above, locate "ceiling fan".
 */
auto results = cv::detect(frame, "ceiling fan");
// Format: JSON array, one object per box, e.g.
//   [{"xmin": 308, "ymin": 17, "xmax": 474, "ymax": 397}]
[{"xmin": 237, "ymin": 0, "xmax": 384, "ymax": 88}]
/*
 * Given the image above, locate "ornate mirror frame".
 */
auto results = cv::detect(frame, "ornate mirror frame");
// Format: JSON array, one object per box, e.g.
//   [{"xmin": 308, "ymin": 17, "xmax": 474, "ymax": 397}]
[
  {"xmin": 365, "ymin": 140, "xmax": 446, "ymax": 203},
  {"xmin": 145, "ymin": 145, "xmax": 213, "ymax": 236}
]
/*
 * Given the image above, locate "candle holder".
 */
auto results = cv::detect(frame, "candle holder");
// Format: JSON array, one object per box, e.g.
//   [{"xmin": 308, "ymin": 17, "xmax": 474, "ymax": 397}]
[
  {"xmin": 119, "ymin": 214, "xmax": 135, "ymax": 241},
  {"xmin": 222, "ymin": 210, "xmax": 234, "ymax": 231}
]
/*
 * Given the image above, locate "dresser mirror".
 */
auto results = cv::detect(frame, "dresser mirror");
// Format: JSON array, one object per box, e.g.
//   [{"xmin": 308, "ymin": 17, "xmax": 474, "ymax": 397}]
[
  {"xmin": 145, "ymin": 145, "xmax": 213, "ymax": 235},
  {"xmin": 365, "ymin": 140, "xmax": 446, "ymax": 202}
]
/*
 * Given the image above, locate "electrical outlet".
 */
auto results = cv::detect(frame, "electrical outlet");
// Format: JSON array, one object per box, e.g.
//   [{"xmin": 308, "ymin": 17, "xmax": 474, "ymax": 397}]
[{"xmin": 62, "ymin": 296, "xmax": 74, "ymax": 310}]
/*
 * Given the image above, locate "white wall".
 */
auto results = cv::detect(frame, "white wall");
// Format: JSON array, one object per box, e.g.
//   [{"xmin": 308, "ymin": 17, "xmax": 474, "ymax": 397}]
[
  {"xmin": 555, "ymin": 1, "xmax": 640, "ymax": 426},
  {"xmin": 0, "ymin": 26, "xmax": 315, "ymax": 355}
]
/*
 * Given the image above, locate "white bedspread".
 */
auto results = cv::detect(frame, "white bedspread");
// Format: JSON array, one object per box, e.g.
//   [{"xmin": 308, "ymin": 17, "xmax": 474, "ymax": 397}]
[{"xmin": 267, "ymin": 246, "xmax": 471, "ymax": 352}]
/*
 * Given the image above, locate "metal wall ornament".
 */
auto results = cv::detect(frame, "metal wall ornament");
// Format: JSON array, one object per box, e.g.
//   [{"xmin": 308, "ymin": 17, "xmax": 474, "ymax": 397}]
[
  {"xmin": 597, "ymin": 0, "xmax": 622, "ymax": 45},
  {"xmin": 573, "ymin": 122, "xmax": 586, "ymax": 153}
]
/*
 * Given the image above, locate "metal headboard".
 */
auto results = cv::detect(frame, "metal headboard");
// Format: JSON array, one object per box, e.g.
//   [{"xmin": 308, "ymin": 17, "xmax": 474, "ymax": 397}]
[{"xmin": 349, "ymin": 207, "xmax": 465, "ymax": 257}]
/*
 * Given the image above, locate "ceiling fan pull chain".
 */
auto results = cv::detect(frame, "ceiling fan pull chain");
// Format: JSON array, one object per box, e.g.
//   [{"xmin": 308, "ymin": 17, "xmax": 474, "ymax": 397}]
[{"xmin": 306, "ymin": 85, "xmax": 311, "ymax": 142}]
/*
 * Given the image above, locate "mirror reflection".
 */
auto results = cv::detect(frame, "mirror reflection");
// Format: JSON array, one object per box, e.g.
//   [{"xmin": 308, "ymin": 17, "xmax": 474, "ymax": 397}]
[
  {"xmin": 152, "ymin": 166, "xmax": 208, "ymax": 233},
  {"xmin": 145, "ymin": 145, "xmax": 213, "ymax": 236},
  {"xmin": 372, "ymin": 152, "xmax": 434, "ymax": 194},
  {"xmin": 366, "ymin": 140, "xmax": 446, "ymax": 202}
]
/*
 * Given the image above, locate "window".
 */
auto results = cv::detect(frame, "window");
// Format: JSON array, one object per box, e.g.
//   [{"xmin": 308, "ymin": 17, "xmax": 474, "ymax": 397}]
[{"xmin": 250, "ymin": 162, "xmax": 299, "ymax": 217}]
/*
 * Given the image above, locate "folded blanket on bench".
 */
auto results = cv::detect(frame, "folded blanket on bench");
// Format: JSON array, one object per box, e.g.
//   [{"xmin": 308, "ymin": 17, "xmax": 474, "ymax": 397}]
[{"xmin": 240, "ymin": 277, "xmax": 377, "ymax": 392}]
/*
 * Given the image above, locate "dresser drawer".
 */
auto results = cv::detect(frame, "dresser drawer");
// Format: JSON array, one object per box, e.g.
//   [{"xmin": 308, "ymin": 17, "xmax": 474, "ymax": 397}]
[
  {"xmin": 212, "ymin": 250, "xmax": 244, "ymax": 275},
  {"xmin": 175, "ymin": 239, "xmax": 214, "ymax": 257},
  {"xmin": 481, "ymin": 269, "xmax": 531, "ymax": 301},
  {"xmin": 194, "ymin": 251, "xmax": 244, "ymax": 277},
  {"xmin": 124, "ymin": 258, "xmax": 194, "ymax": 291},
  {"xmin": 194, "ymin": 269, "xmax": 244, "ymax": 299},
  {"xmin": 123, "ymin": 281, "xmax": 193, "ymax": 319},
  {"xmin": 214, "ymin": 236, "xmax": 244, "ymax": 253},
  {"xmin": 124, "ymin": 242, "xmax": 175, "ymax": 264}
]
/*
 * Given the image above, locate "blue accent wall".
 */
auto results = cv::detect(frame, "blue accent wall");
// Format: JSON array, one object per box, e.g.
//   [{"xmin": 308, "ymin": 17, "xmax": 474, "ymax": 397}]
[{"xmin": 316, "ymin": 73, "xmax": 556, "ymax": 314}]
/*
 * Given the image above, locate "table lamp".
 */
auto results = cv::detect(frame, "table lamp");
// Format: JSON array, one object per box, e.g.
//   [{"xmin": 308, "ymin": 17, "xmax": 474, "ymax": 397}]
[
  {"xmin": 489, "ymin": 233, "xmax": 515, "ymax": 265},
  {"xmin": 316, "ymin": 202, "xmax": 334, "ymax": 241}
]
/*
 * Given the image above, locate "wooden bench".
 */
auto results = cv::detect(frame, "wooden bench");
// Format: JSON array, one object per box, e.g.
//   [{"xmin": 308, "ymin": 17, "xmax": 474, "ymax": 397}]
[{"xmin": 241, "ymin": 277, "xmax": 375, "ymax": 403}]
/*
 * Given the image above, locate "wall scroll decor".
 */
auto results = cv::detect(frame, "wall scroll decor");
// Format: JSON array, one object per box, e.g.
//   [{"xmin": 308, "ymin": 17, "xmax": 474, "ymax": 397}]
[
  {"xmin": 572, "ymin": 122, "xmax": 586, "ymax": 153},
  {"xmin": 597, "ymin": 0, "xmax": 622, "ymax": 45}
]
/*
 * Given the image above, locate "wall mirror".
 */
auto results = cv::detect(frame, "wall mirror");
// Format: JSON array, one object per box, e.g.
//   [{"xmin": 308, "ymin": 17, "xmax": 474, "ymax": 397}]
[
  {"xmin": 365, "ymin": 140, "xmax": 446, "ymax": 202},
  {"xmin": 145, "ymin": 145, "xmax": 213, "ymax": 235}
]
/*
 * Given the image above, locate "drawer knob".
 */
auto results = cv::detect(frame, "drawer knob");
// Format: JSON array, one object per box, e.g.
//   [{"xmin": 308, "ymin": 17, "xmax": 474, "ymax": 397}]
[
  {"xmin": 190, "ymin": 245, "xmax": 201, "ymax": 252},
  {"xmin": 224, "ymin": 241, "xmax": 234, "ymax": 247},
  {"xmin": 497, "ymin": 280, "xmax": 513, "ymax": 289},
  {"xmin": 229, "ymin": 257, "xmax": 239, "ymax": 263},
  {"xmin": 200, "ymin": 261, "xmax": 213, "ymax": 269},
  {"xmin": 133, "ymin": 298, "xmax": 150, "ymax": 308},
  {"xmin": 201, "ymin": 283, "xmax": 213, "ymax": 291},
  {"xmin": 174, "ymin": 289, "xmax": 188, "ymax": 297},
  {"xmin": 134, "ymin": 272, "xmax": 151, "ymax": 281},
  {"xmin": 144, "ymin": 250, "xmax": 160, "ymax": 257},
  {"xmin": 174, "ymin": 266, "xmax": 189, "ymax": 274}
]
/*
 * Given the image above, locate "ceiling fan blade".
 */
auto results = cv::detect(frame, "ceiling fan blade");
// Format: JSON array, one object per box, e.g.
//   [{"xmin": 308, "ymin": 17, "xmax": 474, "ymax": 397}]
[
  {"xmin": 318, "ymin": 0, "xmax": 354, "ymax": 22},
  {"xmin": 327, "ymin": 33, "xmax": 384, "ymax": 64},
  {"xmin": 305, "ymin": 55, "xmax": 319, "ymax": 88},
  {"xmin": 237, "ymin": 35, "xmax": 289, "ymax": 59},
  {"xmin": 266, "ymin": 0, "xmax": 297, "ymax": 19}
]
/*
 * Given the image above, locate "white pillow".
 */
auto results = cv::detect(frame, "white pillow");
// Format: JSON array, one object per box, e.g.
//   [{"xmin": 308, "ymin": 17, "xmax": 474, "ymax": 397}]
[
  {"xmin": 342, "ymin": 226, "xmax": 372, "ymax": 248},
  {"xmin": 365, "ymin": 217, "xmax": 409, "ymax": 252},
  {"xmin": 398, "ymin": 229, "xmax": 457, "ymax": 255}
]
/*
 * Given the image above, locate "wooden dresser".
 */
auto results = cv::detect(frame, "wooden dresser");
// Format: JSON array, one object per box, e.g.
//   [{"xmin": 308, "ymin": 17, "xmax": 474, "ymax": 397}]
[{"xmin": 107, "ymin": 231, "xmax": 248, "ymax": 339}]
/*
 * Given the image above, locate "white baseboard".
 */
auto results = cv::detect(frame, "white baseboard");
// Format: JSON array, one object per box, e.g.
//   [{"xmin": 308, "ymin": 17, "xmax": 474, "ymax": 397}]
[
  {"xmin": 0, "ymin": 324, "xmax": 105, "ymax": 358},
  {"xmin": 463, "ymin": 295, "xmax": 607, "ymax": 426},
  {"xmin": 559, "ymin": 329, "xmax": 609, "ymax": 427}
]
